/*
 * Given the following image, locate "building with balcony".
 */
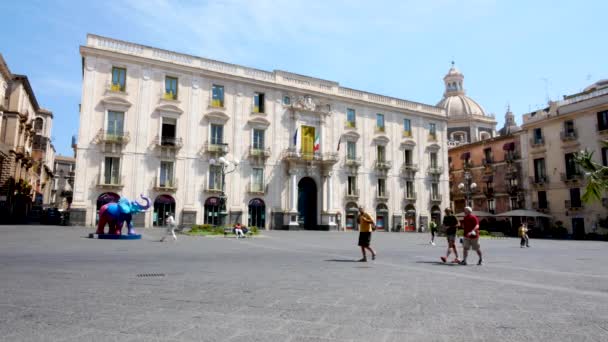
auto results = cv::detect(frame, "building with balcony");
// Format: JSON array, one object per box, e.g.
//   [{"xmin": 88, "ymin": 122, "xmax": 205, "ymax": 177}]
[
  {"xmin": 51, "ymin": 155, "xmax": 75, "ymax": 210},
  {"xmin": 520, "ymin": 79, "xmax": 608, "ymax": 238},
  {"xmin": 448, "ymin": 108, "xmax": 525, "ymax": 219},
  {"xmin": 72, "ymin": 34, "xmax": 449, "ymax": 230},
  {"xmin": 0, "ymin": 54, "xmax": 55, "ymax": 223}
]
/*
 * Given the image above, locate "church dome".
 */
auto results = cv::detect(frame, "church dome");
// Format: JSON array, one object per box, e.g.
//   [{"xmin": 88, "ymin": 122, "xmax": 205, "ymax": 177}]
[{"xmin": 437, "ymin": 94, "xmax": 487, "ymax": 117}]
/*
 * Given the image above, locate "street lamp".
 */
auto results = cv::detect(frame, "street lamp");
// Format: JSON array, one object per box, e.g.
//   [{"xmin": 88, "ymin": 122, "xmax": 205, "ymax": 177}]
[
  {"xmin": 209, "ymin": 156, "xmax": 239, "ymax": 225},
  {"xmin": 458, "ymin": 171, "xmax": 477, "ymax": 209}
]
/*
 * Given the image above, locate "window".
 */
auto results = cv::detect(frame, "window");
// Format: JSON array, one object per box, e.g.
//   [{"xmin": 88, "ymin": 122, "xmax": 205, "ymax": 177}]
[
  {"xmin": 252, "ymin": 168, "xmax": 264, "ymax": 192},
  {"xmin": 431, "ymin": 183, "xmax": 439, "ymax": 200},
  {"xmin": 346, "ymin": 141, "xmax": 356, "ymax": 160},
  {"xmin": 564, "ymin": 153, "xmax": 579, "ymax": 178},
  {"xmin": 347, "ymin": 176, "xmax": 357, "ymax": 195},
  {"xmin": 34, "ymin": 118, "xmax": 44, "ymax": 133},
  {"xmin": 376, "ymin": 113, "xmax": 385, "ymax": 132},
  {"xmin": 209, "ymin": 165, "xmax": 222, "ymax": 190},
  {"xmin": 377, "ymin": 145, "xmax": 386, "ymax": 162},
  {"xmin": 212, "ymin": 84, "xmax": 224, "ymax": 107},
  {"xmin": 570, "ymin": 188, "xmax": 581, "ymax": 208},
  {"xmin": 346, "ymin": 108, "xmax": 356, "ymax": 128},
  {"xmin": 597, "ymin": 110, "xmax": 608, "ymax": 131},
  {"xmin": 377, "ymin": 178, "xmax": 386, "ymax": 197},
  {"xmin": 510, "ymin": 197, "xmax": 519, "ymax": 210},
  {"xmin": 487, "ymin": 199, "xmax": 495, "ymax": 214},
  {"xmin": 429, "ymin": 123, "xmax": 437, "ymax": 140},
  {"xmin": 210, "ymin": 124, "xmax": 223, "ymax": 145},
  {"xmin": 104, "ymin": 157, "xmax": 120, "ymax": 185},
  {"xmin": 107, "ymin": 111, "xmax": 124, "ymax": 137},
  {"xmin": 111, "ymin": 67, "xmax": 126, "ymax": 92},
  {"xmin": 164, "ymin": 76, "xmax": 178, "ymax": 100},
  {"xmin": 253, "ymin": 92, "xmax": 265, "ymax": 113},
  {"xmin": 404, "ymin": 149, "xmax": 412, "ymax": 165},
  {"xmin": 430, "ymin": 152, "xmax": 438, "ymax": 169},
  {"xmin": 253, "ymin": 129, "xmax": 265, "ymax": 149},
  {"xmin": 161, "ymin": 117, "xmax": 176, "ymax": 145},
  {"xmin": 283, "ymin": 96, "xmax": 291, "ymax": 105},
  {"xmin": 405, "ymin": 181, "xmax": 414, "ymax": 198},
  {"xmin": 484, "ymin": 148, "xmax": 492, "ymax": 163},
  {"xmin": 602, "ymin": 147, "xmax": 608, "ymax": 166},
  {"xmin": 533, "ymin": 128, "xmax": 543, "ymax": 144},
  {"xmin": 538, "ymin": 191, "xmax": 547, "ymax": 209},
  {"xmin": 564, "ymin": 120, "xmax": 575, "ymax": 135},
  {"xmin": 159, "ymin": 161, "xmax": 174, "ymax": 187},
  {"xmin": 533, "ymin": 158, "xmax": 546, "ymax": 181},
  {"xmin": 403, "ymin": 119, "xmax": 411, "ymax": 137}
]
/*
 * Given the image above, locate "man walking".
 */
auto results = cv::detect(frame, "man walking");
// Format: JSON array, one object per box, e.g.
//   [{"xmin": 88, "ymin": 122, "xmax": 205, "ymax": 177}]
[
  {"xmin": 357, "ymin": 206, "xmax": 377, "ymax": 262},
  {"xmin": 519, "ymin": 223, "xmax": 529, "ymax": 248},
  {"xmin": 160, "ymin": 212, "xmax": 177, "ymax": 242},
  {"xmin": 460, "ymin": 206, "xmax": 482, "ymax": 265},
  {"xmin": 440, "ymin": 208, "xmax": 460, "ymax": 263},
  {"xmin": 429, "ymin": 219, "xmax": 438, "ymax": 245}
]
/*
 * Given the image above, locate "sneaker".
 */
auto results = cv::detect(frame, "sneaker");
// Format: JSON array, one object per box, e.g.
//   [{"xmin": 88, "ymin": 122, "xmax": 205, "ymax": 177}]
[
  {"xmin": 358, "ymin": 258, "xmax": 367, "ymax": 262},
  {"xmin": 372, "ymin": 254, "xmax": 376, "ymax": 260},
  {"xmin": 440, "ymin": 256, "xmax": 447, "ymax": 263},
  {"xmin": 452, "ymin": 258, "xmax": 461, "ymax": 263},
  {"xmin": 477, "ymin": 259, "xmax": 483, "ymax": 266},
  {"xmin": 431, "ymin": 242, "xmax": 436, "ymax": 246},
  {"xmin": 459, "ymin": 260, "xmax": 467, "ymax": 265}
]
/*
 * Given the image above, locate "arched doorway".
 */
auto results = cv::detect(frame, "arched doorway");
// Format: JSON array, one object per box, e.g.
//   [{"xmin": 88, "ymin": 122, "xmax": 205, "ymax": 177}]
[
  {"xmin": 96, "ymin": 192, "xmax": 120, "ymax": 223},
  {"xmin": 430, "ymin": 205, "xmax": 441, "ymax": 228},
  {"xmin": 204, "ymin": 197, "xmax": 221, "ymax": 226},
  {"xmin": 345, "ymin": 202, "xmax": 358, "ymax": 230},
  {"xmin": 376, "ymin": 204, "xmax": 389, "ymax": 231},
  {"xmin": 248, "ymin": 198, "xmax": 265, "ymax": 228},
  {"xmin": 297, "ymin": 177, "xmax": 317, "ymax": 229},
  {"xmin": 404, "ymin": 204, "xmax": 416, "ymax": 232},
  {"xmin": 153, "ymin": 195, "xmax": 176, "ymax": 227}
]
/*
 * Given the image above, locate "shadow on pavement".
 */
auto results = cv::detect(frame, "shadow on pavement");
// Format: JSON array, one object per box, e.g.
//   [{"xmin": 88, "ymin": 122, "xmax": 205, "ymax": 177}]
[
  {"xmin": 324, "ymin": 259, "xmax": 358, "ymax": 262},
  {"xmin": 415, "ymin": 260, "xmax": 460, "ymax": 266}
]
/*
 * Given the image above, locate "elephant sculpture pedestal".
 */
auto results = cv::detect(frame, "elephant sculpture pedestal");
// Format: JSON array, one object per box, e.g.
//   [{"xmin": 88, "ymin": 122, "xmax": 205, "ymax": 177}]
[{"xmin": 89, "ymin": 195, "xmax": 150, "ymax": 240}]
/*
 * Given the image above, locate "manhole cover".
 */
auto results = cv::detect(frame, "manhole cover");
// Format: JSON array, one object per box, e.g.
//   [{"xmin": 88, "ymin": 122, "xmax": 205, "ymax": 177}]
[{"xmin": 136, "ymin": 273, "xmax": 166, "ymax": 277}]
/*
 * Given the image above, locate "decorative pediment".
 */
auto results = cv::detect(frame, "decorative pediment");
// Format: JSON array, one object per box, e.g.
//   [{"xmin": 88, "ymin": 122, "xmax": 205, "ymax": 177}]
[
  {"xmin": 401, "ymin": 140, "xmax": 417, "ymax": 149},
  {"xmin": 341, "ymin": 131, "xmax": 360, "ymax": 141},
  {"xmin": 426, "ymin": 143, "xmax": 441, "ymax": 152},
  {"xmin": 247, "ymin": 116, "xmax": 270, "ymax": 128},
  {"xmin": 204, "ymin": 111, "xmax": 230, "ymax": 123},
  {"xmin": 372, "ymin": 135, "xmax": 390, "ymax": 144},
  {"xmin": 101, "ymin": 96, "xmax": 132, "ymax": 109},
  {"xmin": 155, "ymin": 104, "xmax": 183, "ymax": 115},
  {"xmin": 290, "ymin": 95, "xmax": 332, "ymax": 115}
]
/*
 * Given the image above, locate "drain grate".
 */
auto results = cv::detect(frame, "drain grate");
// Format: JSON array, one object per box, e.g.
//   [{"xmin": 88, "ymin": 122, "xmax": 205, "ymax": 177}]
[{"xmin": 136, "ymin": 273, "xmax": 166, "ymax": 278}]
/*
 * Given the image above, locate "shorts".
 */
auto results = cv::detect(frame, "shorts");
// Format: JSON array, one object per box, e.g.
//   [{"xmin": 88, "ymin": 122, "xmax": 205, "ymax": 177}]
[
  {"xmin": 463, "ymin": 238, "xmax": 480, "ymax": 251},
  {"xmin": 358, "ymin": 232, "xmax": 371, "ymax": 247},
  {"xmin": 446, "ymin": 234, "xmax": 456, "ymax": 243}
]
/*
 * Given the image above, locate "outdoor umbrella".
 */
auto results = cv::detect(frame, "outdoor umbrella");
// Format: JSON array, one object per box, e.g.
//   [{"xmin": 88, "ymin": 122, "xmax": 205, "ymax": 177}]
[
  {"xmin": 455, "ymin": 210, "xmax": 495, "ymax": 217},
  {"xmin": 495, "ymin": 209, "xmax": 552, "ymax": 218}
]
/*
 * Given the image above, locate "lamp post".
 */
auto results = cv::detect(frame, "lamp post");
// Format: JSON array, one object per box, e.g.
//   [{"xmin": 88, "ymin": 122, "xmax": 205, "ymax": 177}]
[
  {"xmin": 209, "ymin": 156, "xmax": 239, "ymax": 226},
  {"xmin": 458, "ymin": 171, "xmax": 477, "ymax": 209}
]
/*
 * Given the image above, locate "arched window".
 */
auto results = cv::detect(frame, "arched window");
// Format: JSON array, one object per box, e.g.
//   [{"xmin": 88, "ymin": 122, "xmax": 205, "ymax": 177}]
[{"xmin": 34, "ymin": 118, "xmax": 44, "ymax": 133}]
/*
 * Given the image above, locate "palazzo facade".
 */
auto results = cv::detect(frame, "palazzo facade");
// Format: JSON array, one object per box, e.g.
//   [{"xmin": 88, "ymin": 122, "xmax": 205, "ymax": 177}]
[{"xmin": 72, "ymin": 34, "xmax": 449, "ymax": 230}]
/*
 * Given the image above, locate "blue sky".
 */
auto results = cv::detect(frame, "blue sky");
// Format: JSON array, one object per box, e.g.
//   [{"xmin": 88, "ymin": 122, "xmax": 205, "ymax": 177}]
[{"xmin": 1, "ymin": 0, "xmax": 607, "ymax": 156}]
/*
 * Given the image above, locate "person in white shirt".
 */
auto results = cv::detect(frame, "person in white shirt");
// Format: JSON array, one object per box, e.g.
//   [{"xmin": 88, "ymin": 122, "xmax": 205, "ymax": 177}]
[{"xmin": 160, "ymin": 212, "xmax": 177, "ymax": 242}]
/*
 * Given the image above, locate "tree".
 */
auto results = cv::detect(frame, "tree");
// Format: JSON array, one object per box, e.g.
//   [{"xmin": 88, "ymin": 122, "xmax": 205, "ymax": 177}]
[{"xmin": 574, "ymin": 140, "xmax": 608, "ymax": 203}]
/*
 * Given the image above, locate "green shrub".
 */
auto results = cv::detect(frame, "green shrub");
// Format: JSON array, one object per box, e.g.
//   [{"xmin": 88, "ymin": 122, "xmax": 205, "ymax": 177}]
[
  {"xmin": 456, "ymin": 229, "xmax": 489, "ymax": 237},
  {"xmin": 249, "ymin": 226, "xmax": 259, "ymax": 235}
]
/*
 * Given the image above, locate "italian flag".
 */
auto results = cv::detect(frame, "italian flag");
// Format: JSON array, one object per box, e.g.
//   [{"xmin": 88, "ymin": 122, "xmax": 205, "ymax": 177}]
[{"xmin": 313, "ymin": 132, "xmax": 320, "ymax": 152}]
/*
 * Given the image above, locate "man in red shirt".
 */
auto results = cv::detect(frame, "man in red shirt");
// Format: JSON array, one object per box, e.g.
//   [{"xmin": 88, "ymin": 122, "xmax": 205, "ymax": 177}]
[{"xmin": 460, "ymin": 206, "xmax": 483, "ymax": 266}]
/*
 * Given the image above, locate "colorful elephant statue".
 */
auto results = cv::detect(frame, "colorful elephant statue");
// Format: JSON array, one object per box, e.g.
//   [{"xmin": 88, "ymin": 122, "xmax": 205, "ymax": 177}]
[{"xmin": 96, "ymin": 194, "xmax": 151, "ymax": 235}]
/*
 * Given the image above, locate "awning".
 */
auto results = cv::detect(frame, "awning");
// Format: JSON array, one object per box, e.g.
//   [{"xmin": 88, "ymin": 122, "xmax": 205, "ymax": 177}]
[
  {"xmin": 155, "ymin": 194, "xmax": 175, "ymax": 205},
  {"xmin": 503, "ymin": 142, "xmax": 515, "ymax": 151},
  {"xmin": 460, "ymin": 152, "xmax": 471, "ymax": 160},
  {"xmin": 205, "ymin": 197, "xmax": 220, "ymax": 206},
  {"xmin": 248, "ymin": 198, "xmax": 265, "ymax": 207}
]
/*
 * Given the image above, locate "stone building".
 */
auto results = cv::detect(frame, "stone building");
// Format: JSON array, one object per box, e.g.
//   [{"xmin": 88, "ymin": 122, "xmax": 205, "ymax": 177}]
[
  {"xmin": 51, "ymin": 155, "xmax": 75, "ymax": 210},
  {"xmin": 0, "ymin": 54, "xmax": 55, "ymax": 222},
  {"xmin": 521, "ymin": 80, "xmax": 608, "ymax": 238},
  {"xmin": 437, "ymin": 62, "xmax": 497, "ymax": 147},
  {"xmin": 72, "ymin": 34, "xmax": 450, "ymax": 230}
]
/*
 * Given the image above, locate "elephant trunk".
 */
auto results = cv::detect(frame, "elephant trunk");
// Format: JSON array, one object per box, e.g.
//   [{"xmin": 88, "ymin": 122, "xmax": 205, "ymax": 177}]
[{"xmin": 137, "ymin": 194, "xmax": 151, "ymax": 211}]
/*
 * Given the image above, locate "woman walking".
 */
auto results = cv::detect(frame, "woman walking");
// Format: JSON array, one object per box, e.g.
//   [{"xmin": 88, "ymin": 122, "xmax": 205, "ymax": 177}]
[{"xmin": 357, "ymin": 206, "xmax": 377, "ymax": 262}]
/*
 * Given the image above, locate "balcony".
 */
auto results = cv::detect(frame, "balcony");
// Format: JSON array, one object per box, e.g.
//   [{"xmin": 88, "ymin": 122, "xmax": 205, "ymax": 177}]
[
  {"xmin": 97, "ymin": 176, "xmax": 124, "ymax": 189},
  {"xmin": 560, "ymin": 172, "xmax": 584, "ymax": 183},
  {"xmin": 248, "ymin": 182, "xmax": 266, "ymax": 195},
  {"xmin": 404, "ymin": 191, "xmax": 417, "ymax": 201},
  {"xmin": 483, "ymin": 187, "xmax": 494, "ymax": 197},
  {"xmin": 596, "ymin": 124, "xmax": 608, "ymax": 135},
  {"xmin": 427, "ymin": 166, "xmax": 443, "ymax": 176},
  {"xmin": 281, "ymin": 148, "xmax": 339, "ymax": 164},
  {"xmin": 463, "ymin": 161, "xmax": 474, "ymax": 170},
  {"xmin": 377, "ymin": 191, "xmax": 390, "ymax": 202},
  {"xmin": 400, "ymin": 163, "xmax": 418, "ymax": 179},
  {"xmin": 155, "ymin": 136, "xmax": 183, "ymax": 149},
  {"xmin": 529, "ymin": 137, "xmax": 545, "ymax": 148},
  {"xmin": 506, "ymin": 184, "xmax": 520, "ymax": 195},
  {"xmin": 203, "ymin": 142, "xmax": 229, "ymax": 155},
  {"xmin": 163, "ymin": 91, "xmax": 178, "ymax": 101},
  {"xmin": 428, "ymin": 134, "xmax": 438, "ymax": 142},
  {"xmin": 402, "ymin": 130, "xmax": 413, "ymax": 138},
  {"xmin": 529, "ymin": 176, "xmax": 549, "ymax": 187},
  {"xmin": 565, "ymin": 200, "xmax": 584, "ymax": 211},
  {"xmin": 482, "ymin": 157, "xmax": 494, "ymax": 166},
  {"xmin": 532, "ymin": 201, "xmax": 550, "ymax": 213},
  {"xmin": 430, "ymin": 194, "xmax": 442, "ymax": 203},
  {"xmin": 95, "ymin": 129, "xmax": 130, "ymax": 144},
  {"xmin": 375, "ymin": 126, "xmax": 385, "ymax": 134},
  {"xmin": 154, "ymin": 177, "xmax": 178, "ymax": 192},
  {"xmin": 345, "ymin": 156, "xmax": 362, "ymax": 167},
  {"xmin": 345, "ymin": 121, "xmax": 356, "ymax": 129},
  {"xmin": 203, "ymin": 184, "xmax": 223, "ymax": 194},
  {"xmin": 505, "ymin": 152, "xmax": 519, "ymax": 163},
  {"xmin": 560, "ymin": 130, "xmax": 578, "ymax": 142},
  {"xmin": 345, "ymin": 189, "xmax": 360, "ymax": 200},
  {"xmin": 249, "ymin": 146, "xmax": 271, "ymax": 158},
  {"xmin": 374, "ymin": 160, "xmax": 392, "ymax": 170}
]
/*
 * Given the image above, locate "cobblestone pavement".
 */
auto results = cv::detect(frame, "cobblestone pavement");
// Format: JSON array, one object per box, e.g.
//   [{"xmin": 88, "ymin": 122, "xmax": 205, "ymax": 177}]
[{"xmin": 1, "ymin": 225, "xmax": 608, "ymax": 341}]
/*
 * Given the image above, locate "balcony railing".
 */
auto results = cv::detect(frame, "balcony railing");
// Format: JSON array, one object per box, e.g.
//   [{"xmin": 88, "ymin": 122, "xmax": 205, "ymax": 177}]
[
  {"xmin": 402, "ymin": 130, "xmax": 413, "ymax": 138},
  {"xmin": 96, "ymin": 129, "xmax": 130, "ymax": 144},
  {"xmin": 404, "ymin": 191, "xmax": 416, "ymax": 201},
  {"xmin": 203, "ymin": 141, "xmax": 229, "ymax": 154},
  {"xmin": 203, "ymin": 184, "xmax": 223, "ymax": 193},
  {"xmin": 463, "ymin": 161, "xmax": 474, "ymax": 169},
  {"xmin": 565, "ymin": 200, "xmax": 583, "ymax": 210},
  {"xmin": 345, "ymin": 189, "xmax": 360, "ymax": 200},
  {"xmin": 108, "ymin": 83, "xmax": 126, "ymax": 93},
  {"xmin": 529, "ymin": 137, "xmax": 545, "ymax": 148},
  {"xmin": 97, "ymin": 175, "xmax": 124, "ymax": 188},
  {"xmin": 248, "ymin": 182, "xmax": 266, "ymax": 195},
  {"xmin": 428, "ymin": 134, "xmax": 438, "ymax": 142},
  {"xmin": 560, "ymin": 130, "xmax": 578, "ymax": 141},
  {"xmin": 375, "ymin": 126, "xmax": 385, "ymax": 133},
  {"xmin": 482, "ymin": 157, "xmax": 494, "ymax": 166},
  {"xmin": 249, "ymin": 146, "xmax": 271, "ymax": 158},
  {"xmin": 156, "ymin": 136, "xmax": 183, "ymax": 149},
  {"xmin": 400, "ymin": 163, "xmax": 419, "ymax": 174},
  {"xmin": 560, "ymin": 172, "xmax": 584, "ymax": 182},
  {"xmin": 430, "ymin": 194, "xmax": 442, "ymax": 203},
  {"xmin": 427, "ymin": 166, "xmax": 443, "ymax": 175},
  {"xmin": 529, "ymin": 176, "xmax": 549, "ymax": 186},
  {"xmin": 532, "ymin": 201, "xmax": 550, "ymax": 212},
  {"xmin": 505, "ymin": 152, "xmax": 519, "ymax": 163},
  {"xmin": 345, "ymin": 121, "xmax": 356, "ymax": 129},
  {"xmin": 163, "ymin": 91, "xmax": 177, "ymax": 100},
  {"xmin": 345, "ymin": 156, "xmax": 362, "ymax": 167},
  {"xmin": 282, "ymin": 148, "xmax": 339, "ymax": 163},
  {"xmin": 377, "ymin": 191, "xmax": 389, "ymax": 201},
  {"xmin": 374, "ymin": 160, "xmax": 392, "ymax": 170},
  {"xmin": 154, "ymin": 177, "xmax": 178, "ymax": 191},
  {"xmin": 506, "ymin": 184, "xmax": 520, "ymax": 194}
]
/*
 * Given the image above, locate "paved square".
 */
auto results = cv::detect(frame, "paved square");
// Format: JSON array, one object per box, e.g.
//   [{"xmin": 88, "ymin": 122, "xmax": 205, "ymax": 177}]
[{"xmin": 1, "ymin": 226, "xmax": 607, "ymax": 341}]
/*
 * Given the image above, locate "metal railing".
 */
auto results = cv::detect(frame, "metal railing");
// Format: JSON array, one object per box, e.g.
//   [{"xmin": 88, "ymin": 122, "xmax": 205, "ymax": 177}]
[
  {"xmin": 345, "ymin": 188, "xmax": 360, "ymax": 200},
  {"xmin": 430, "ymin": 194, "xmax": 442, "ymax": 202},
  {"xmin": 156, "ymin": 136, "xmax": 183, "ymax": 148},
  {"xmin": 249, "ymin": 146, "xmax": 271, "ymax": 157},
  {"xmin": 96, "ymin": 129, "xmax": 130, "ymax": 144},
  {"xmin": 565, "ymin": 200, "xmax": 583, "ymax": 209},
  {"xmin": 560, "ymin": 130, "xmax": 578, "ymax": 141},
  {"xmin": 345, "ymin": 156, "xmax": 362, "ymax": 167},
  {"xmin": 248, "ymin": 182, "xmax": 266, "ymax": 194},
  {"xmin": 374, "ymin": 160, "xmax": 392, "ymax": 169},
  {"xmin": 203, "ymin": 141, "xmax": 229, "ymax": 154},
  {"xmin": 154, "ymin": 176, "xmax": 178, "ymax": 191},
  {"xmin": 529, "ymin": 137, "xmax": 545, "ymax": 148}
]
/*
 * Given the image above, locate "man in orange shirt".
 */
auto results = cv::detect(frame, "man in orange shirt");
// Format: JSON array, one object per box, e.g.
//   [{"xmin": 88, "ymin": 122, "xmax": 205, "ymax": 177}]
[{"xmin": 357, "ymin": 206, "xmax": 377, "ymax": 262}]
